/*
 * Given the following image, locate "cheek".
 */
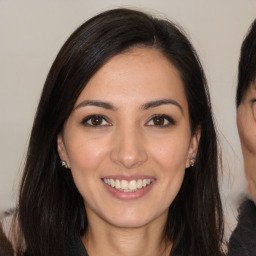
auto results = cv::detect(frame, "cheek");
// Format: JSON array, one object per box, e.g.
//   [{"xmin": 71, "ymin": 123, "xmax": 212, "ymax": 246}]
[
  {"xmin": 245, "ymin": 168, "xmax": 256, "ymax": 183},
  {"xmin": 238, "ymin": 113, "xmax": 256, "ymax": 153},
  {"xmin": 149, "ymin": 133, "xmax": 190, "ymax": 170},
  {"xmin": 65, "ymin": 137, "xmax": 110, "ymax": 201},
  {"xmin": 148, "ymin": 142, "xmax": 188, "ymax": 203},
  {"xmin": 152, "ymin": 138, "xmax": 187, "ymax": 207},
  {"xmin": 65, "ymin": 134, "xmax": 109, "ymax": 175}
]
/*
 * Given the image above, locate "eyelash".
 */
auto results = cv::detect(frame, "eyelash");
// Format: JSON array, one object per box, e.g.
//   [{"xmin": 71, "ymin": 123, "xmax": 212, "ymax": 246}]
[
  {"xmin": 146, "ymin": 114, "xmax": 176, "ymax": 127},
  {"xmin": 81, "ymin": 115, "xmax": 111, "ymax": 127},
  {"xmin": 81, "ymin": 114, "xmax": 176, "ymax": 128}
]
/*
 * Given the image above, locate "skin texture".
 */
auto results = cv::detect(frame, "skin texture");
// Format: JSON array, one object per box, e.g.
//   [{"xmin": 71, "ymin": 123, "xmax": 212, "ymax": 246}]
[
  {"xmin": 237, "ymin": 82, "xmax": 256, "ymax": 204},
  {"xmin": 57, "ymin": 47, "xmax": 200, "ymax": 256}
]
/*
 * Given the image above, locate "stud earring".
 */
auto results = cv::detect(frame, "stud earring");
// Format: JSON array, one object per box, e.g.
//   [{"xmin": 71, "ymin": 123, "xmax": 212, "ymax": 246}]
[
  {"xmin": 60, "ymin": 160, "xmax": 68, "ymax": 168},
  {"xmin": 189, "ymin": 158, "xmax": 195, "ymax": 167}
]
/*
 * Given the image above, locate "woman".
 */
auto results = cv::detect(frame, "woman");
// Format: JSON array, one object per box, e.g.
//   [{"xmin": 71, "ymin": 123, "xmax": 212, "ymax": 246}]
[
  {"xmin": 0, "ymin": 8, "xmax": 224, "ymax": 256},
  {"xmin": 228, "ymin": 19, "xmax": 256, "ymax": 256}
]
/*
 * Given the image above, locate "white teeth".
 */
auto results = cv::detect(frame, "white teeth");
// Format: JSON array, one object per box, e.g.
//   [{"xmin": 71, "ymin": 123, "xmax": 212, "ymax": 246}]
[
  {"xmin": 115, "ymin": 179, "xmax": 120, "ymax": 189},
  {"xmin": 103, "ymin": 178, "xmax": 153, "ymax": 192},
  {"xmin": 121, "ymin": 180, "xmax": 128, "ymax": 190},
  {"xmin": 137, "ymin": 179, "xmax": 142, "ymax": 188},
  {"xmin": 129, "ymin": 180, "xmax": 137, "ymax": 190}
]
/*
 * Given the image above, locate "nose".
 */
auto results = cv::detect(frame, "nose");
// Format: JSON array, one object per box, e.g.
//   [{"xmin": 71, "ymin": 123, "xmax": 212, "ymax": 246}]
[{"xmin": 110, "ymin": 127, "xmax": 148, "ymax": 169}]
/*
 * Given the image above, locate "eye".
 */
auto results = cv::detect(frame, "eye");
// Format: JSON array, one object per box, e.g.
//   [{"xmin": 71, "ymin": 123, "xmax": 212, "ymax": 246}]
[
  {"xmin": 146, "ymin": 114, "xmax": 176, "ymax": 127},
  {"xmin": 81, "ymin": 115, "xmax": 111, "ymax": 127}
]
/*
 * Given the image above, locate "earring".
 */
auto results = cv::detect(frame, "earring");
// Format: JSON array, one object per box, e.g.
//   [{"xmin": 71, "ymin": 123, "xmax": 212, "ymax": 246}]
[
  {"xmin": 189, "ymin": 158, "xmax": 195, "ymax": 167},
  {"xmin": 60, "ymin": 160, "xmax": 68, "ymax": 168}
]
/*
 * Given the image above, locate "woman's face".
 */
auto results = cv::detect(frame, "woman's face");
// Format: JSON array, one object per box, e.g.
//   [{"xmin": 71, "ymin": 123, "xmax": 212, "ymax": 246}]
[
  {"xmin": 58, "ymin": 47, "xmax": 199, "ymax": 229},
  {"xmin": 237, "ymin": 82, "xmax": 256, "ymax": 203}
]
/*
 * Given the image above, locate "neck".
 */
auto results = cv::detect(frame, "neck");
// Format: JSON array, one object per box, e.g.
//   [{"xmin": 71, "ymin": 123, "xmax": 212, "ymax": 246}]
[{"xmin": 82, "ymin": 212, "xmax": 171, "ymax": 256}]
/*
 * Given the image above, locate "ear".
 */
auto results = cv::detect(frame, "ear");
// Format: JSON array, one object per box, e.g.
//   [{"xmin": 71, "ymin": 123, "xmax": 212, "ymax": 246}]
[
  {"xmin": 57, "ymin": 133, "xmax": 70, "ymax": 167},
  {"xmin": 186, "ymin": 126, "xmax": 201, "ymax": 168}
]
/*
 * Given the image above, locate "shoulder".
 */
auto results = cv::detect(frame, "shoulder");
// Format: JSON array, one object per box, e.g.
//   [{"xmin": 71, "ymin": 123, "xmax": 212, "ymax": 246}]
[
  {"xmin": 69, "ymin": 234, "xmax": 88, "ymax": 256},
  {"xmin": 228, "ymin": 199, "xmax": 256, "ymax": 255},
  {"xmin": 0, "ymin": 209, "xmax": 25, "ymax": 256},
  {"xmin": 238, "ymin": 199, "xmax": 256, "ymax": 220}
]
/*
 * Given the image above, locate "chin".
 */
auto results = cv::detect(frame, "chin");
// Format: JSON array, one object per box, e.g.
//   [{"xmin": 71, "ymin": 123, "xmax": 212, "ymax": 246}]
[
  {"xmin": 107, "ymin": 217, "xmax": 151, "ymax": 229},
  {"xmin": 103, "ymin": 207, "xmax": 166, "ymax": 229}
]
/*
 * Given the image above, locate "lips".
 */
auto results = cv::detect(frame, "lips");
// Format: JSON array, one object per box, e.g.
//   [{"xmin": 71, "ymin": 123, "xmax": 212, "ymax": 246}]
[{"xmin": 103, "ymin": 178, "xmax": 154, "ymax": 192}]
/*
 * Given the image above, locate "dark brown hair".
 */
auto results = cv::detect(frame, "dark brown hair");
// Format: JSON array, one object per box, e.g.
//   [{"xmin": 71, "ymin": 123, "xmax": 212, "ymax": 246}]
[
  {"xmin": 0, "ymin": 225, "xmax": 13, "ymax": 256},
  {"xmin": 236, "ymin": 19, "xmax": 256, "ymax": 107},
  {"xmin": 17, "ymin": 8, "xmax": 223, "ymax": 256}
]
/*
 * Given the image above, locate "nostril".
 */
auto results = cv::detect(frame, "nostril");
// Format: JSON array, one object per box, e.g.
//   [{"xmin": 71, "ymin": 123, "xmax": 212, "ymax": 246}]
[{"xmin": 110, "ymin": 147, "xmax": 148, "ymax": 169}]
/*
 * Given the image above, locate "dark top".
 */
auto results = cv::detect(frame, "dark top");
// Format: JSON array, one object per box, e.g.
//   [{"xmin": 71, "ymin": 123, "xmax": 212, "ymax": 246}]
[
  {"xmin": 69, "ymin": 235, "xmax": 88, "ymax": 256},
  {"xmin": 228, "ymin": 199, "xmax": 256, "ymax": 256},
  {"xmin": 68, "ymin": 235, "xmax": 225, "ymax": 256}
]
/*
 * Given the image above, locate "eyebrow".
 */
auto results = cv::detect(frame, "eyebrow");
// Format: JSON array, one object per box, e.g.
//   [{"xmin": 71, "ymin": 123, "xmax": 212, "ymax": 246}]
[
  {"xmin": 75, "ymin": 100, "xmax": 117, "ymax": 111},
  {"xmin": 74, "ymin": 98, "xmax": 183, "ymax": 113},
  {"xmin": 141, "ymin": 99, "xmax": 183, "ymax": 114}
]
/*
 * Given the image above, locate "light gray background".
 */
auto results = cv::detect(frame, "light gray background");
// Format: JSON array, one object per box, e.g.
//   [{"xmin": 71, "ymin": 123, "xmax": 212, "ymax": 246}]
[{"xmin": 1, "ymin": 0, "xmax": 255, "ymax": 235}]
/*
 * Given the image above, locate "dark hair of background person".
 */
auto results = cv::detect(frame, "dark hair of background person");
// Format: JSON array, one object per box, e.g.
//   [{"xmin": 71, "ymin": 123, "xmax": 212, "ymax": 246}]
[
  {"xmin": 236, "ymin": 19, "xmax": 256, "ymax": 108},
  {"xmin": 13, "ymin": 8, "xmax": 224, "ymax": 256},
  {"xmin": 0, "ymin": 225, "xmax": 13, "ymax": 256}
]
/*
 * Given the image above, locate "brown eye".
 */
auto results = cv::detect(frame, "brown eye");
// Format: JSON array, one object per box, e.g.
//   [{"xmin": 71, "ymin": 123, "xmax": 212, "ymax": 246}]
[
  {"xmin": 152, "ymin": 116, "xmax": 165, "ymax": 126},
  {"xmin": 91, "ymin": 116, "xmax": 103, "ymax": 125},
  {"xmin": 82, "ymin": 115, "xmax": 110, "ymax": 127},
  {"xmin": 146, "ymin": 114, "xmax": 176, "ymax": 127}
]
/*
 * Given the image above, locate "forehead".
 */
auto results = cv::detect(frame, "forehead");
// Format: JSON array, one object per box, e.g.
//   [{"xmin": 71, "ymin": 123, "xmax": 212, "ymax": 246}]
[{"xmin": 75, "ymin": 47, "xmax": 188, "ymax": 112}]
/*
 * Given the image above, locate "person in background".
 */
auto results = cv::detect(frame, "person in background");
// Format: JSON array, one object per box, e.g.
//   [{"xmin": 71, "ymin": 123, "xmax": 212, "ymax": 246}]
[
  {"xmin": 228, "ymin": 19, "xmax": 256, "ymax": 256},
  {"xmin": 0, "ymin": 8, "xmax": 224, "ymax": 256}
]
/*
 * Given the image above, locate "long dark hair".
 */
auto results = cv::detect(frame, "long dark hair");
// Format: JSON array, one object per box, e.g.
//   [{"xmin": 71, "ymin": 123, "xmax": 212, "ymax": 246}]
[
  {"xmin": 17, "ymin": 8, "xmax": 223, "ymax": 256},
  {"xmin": 236, "ymin": 19, "xmax": 256, "ymax": 108}
]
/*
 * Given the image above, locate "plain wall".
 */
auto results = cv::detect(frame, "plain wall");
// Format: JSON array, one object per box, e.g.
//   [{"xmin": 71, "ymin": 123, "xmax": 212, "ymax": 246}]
[{"xmin": 1, "ymin": 0, "xmax": 256, "ymax": 232}]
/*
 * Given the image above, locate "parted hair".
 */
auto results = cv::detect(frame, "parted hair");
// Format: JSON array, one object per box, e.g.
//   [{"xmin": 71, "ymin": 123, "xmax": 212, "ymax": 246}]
[{"xmin": 14, "ymin": 8, "xmax": 224, "ymax": 256}]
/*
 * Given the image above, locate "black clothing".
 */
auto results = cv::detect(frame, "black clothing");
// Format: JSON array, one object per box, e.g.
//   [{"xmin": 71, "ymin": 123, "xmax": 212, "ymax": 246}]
[
  {"xmin": 69, "ymin": 235, "xmax": 88, "ymax": 256},
  {"xmin": 228, "ymin": 199, "xmax": 256, "ymax": 256}
]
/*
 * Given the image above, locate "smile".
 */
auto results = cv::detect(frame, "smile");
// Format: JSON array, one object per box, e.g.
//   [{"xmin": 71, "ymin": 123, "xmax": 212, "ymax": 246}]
[{"xmin": 103, "ymin": 178, "xmax": 154, "ymax": 192}]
